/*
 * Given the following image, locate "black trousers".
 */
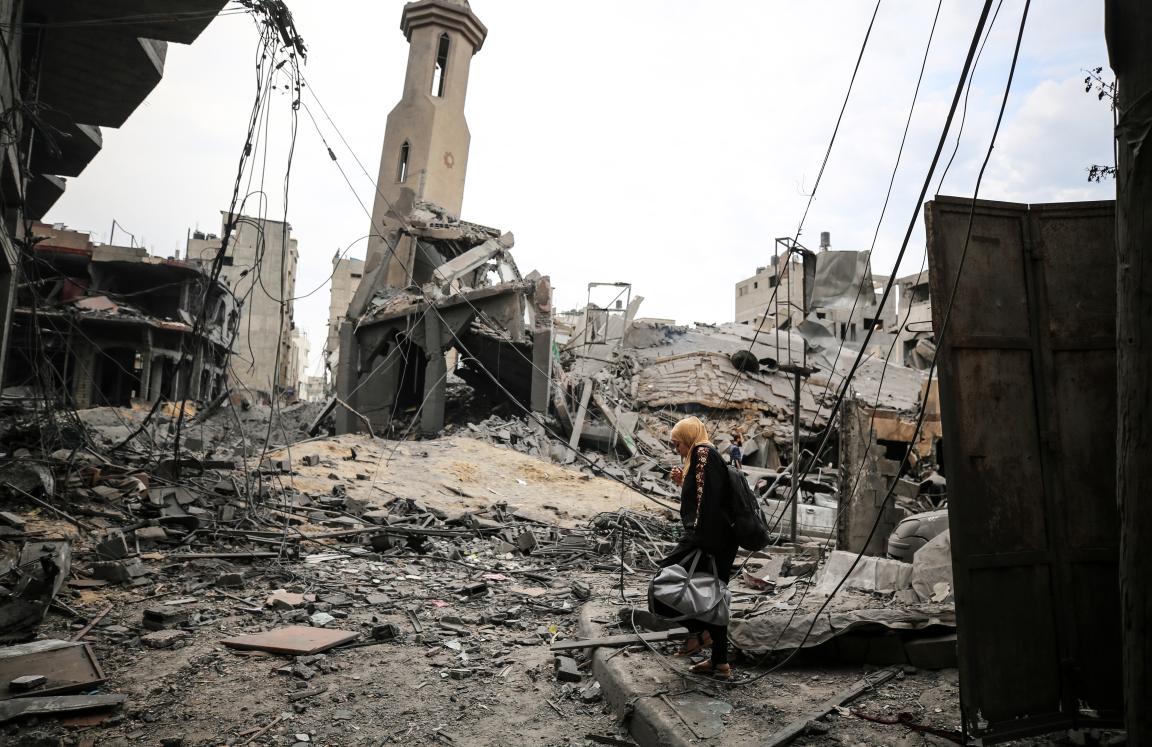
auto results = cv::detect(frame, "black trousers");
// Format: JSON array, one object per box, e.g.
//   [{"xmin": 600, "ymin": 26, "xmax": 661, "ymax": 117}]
[{"xmin": 652, "ymin": 540, "xmax": 739, "ymax": 666}]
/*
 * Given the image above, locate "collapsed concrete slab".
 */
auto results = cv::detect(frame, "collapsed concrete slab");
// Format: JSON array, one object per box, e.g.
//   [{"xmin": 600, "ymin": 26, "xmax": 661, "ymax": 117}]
[{"xmin": 335, "ymin": 197, "xmax": 552, "ymax": 439}]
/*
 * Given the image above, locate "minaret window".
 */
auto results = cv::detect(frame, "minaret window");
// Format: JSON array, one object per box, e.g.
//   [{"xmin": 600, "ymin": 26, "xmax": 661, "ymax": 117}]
[
  {"xmin": 397, "ymin": 140, "xmax": 410, "ymax": 183},
  {"xmin": 432, "ymin": 33, "xmax": 450, "ymax": 97}
]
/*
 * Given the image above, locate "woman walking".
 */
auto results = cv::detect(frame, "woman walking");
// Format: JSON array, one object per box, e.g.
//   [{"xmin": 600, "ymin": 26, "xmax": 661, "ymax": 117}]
[{"xmin": 654, "ymin": 416, "xmax": 740, "ymax": 679}]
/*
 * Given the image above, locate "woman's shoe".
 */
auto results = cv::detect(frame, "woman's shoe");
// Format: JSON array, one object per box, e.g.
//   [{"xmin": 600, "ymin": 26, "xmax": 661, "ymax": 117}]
[
  {"xmin": 677, "ymin": 631, "xmax": 713, "ymax": 656},
  {"xmin": 689, "ymin": 661, "xmax": 732, "ymax": 680}
]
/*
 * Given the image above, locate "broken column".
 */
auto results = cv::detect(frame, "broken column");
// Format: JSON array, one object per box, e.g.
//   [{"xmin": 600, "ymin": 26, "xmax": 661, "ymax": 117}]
[
  {"xmin": 421, "ymin": 310, "xmax": 448, "ymax": 437},
  {"xmin": 530, "ymin": 275, "xmax": 553, "ymax": 415},
  {"xmin": 837, "ymin": 397, "xmax": 904, "ymax": 556},
  {"xmin": 334, "ymin": 320, "xmax": 359, "ymax": 435}
]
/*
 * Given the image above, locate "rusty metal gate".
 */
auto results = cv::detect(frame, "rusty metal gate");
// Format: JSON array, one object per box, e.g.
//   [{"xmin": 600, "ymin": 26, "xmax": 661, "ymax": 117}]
[{"xmin": 926, "ymin": 197, "xmax": 1122, "ymax": 742}]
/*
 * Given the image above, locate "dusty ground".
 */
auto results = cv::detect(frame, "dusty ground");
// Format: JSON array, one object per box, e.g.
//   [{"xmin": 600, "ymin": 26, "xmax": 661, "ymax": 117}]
[
  {"xmin": 0, "ymin": 428, "xmax": 1115, "ymax": 747},
  {"xmin": 6, "ymin": 553, "xmax": 630, "ymax": 746},
  {"xmin": 267, "ymin": 435, "xmax": 662, "ymax": 526}
]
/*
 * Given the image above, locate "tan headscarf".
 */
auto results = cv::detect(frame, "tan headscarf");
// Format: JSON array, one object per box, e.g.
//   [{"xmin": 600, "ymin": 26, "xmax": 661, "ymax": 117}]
[{"xmin": 670, "ymin": 416, "xmax": 713, "ymax": 466}]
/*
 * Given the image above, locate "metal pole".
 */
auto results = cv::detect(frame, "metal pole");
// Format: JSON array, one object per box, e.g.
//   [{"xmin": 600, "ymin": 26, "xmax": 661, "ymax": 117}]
[{"xmin": 790, "ymin": 367, "xmax": 801, "ymax": 543}]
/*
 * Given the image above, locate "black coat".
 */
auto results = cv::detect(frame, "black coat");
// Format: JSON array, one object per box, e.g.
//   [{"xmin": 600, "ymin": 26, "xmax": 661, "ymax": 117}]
[{"xmin": 678, "ymin": 444, "xmax": 738, "ymax": 559}]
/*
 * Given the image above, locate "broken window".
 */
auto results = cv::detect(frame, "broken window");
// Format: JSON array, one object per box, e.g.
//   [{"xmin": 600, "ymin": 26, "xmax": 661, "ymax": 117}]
[
  {"xmin": 397, "ymin": 140, "xmax": 410, "ymax": 183},
  {"xmin": 432, "ymin": 33, "xmax": 450, "ymax": 97},
  {"xmin": 753, "ymin": 281, "xmax": 759, "ymax": 290}
]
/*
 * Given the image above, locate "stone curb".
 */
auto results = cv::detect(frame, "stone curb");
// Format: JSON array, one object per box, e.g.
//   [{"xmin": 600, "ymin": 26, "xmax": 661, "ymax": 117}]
[{"xmin": 577, "ymin": 606, "xmax": 695, "ymax": 747}]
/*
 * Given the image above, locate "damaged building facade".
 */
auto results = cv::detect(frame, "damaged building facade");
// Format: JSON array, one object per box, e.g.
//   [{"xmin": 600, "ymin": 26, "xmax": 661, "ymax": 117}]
[
  {"xmin": 322, "ymin": 253, "xmax": 364, "ymax": 388},
  {"xmin": 187, "ymin": 214, "xmax": 300, "ymax": 402},
  {"xmin": 0, "ymin": 0, "xmax": 229, "ymax": 393},
  {"xmin": 5, "ymin": 223, "xmax": 238, "ymax": 407},
  {"xmin": 334, "ymin": 0, "xmax": 553, "ymax": 437}
]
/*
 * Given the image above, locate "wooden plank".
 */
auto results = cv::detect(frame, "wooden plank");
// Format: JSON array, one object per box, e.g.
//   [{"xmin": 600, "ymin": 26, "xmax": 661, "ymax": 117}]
[
  {"xmin": 549, "ymin": 628, "xmax": 689, "ymax": 652},
  {"xmin": 0, "ymin": 641, "xmax": 105, "ymax": 699},
  {"xmin": 759, "ymin": 667, "xmax": 900, "ymax": 747},
  {"xmin": 166, "ymin": 552, "xmax": 280, "ymax": 560},
  {"xmin": 0, "ymin": 694, "xmax": 126, "ymax": 723},
  {"xmin": 220, "ymin": 625, "xmax": 359, "ymax": 655}
]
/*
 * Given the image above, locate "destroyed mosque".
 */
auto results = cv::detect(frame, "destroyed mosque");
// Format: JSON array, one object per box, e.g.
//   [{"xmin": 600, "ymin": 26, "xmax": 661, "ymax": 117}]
[{"xmin": 0, "ymin": 1, "xmax": 1142, "ymax": 746}]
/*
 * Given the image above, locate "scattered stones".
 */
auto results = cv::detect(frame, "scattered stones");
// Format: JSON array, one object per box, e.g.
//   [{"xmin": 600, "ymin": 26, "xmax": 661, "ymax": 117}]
[
  {"xmin": 267, "ymin": 590, "xmax": 308, "ymax": 610},
  {"xmin": 141, "ymin": 630, "xmax": 191, "ymax": 649},
  {"xmin": 310, "ymin": 611, "xmax": 336, "ymax": 627}
]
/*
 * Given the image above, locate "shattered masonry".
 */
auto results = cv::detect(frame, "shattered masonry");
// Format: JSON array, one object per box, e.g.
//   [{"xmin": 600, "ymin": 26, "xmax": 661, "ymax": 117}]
[{"xmin": 6, "ymin": 223, "xmax": 237, "ymax": 408}]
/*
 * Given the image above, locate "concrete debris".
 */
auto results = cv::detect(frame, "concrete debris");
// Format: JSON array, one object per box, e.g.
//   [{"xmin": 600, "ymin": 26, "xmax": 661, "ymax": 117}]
[
  {"xmin": 140, "ymin": 630, "xmax": 190, "ymax": 650},
  {"xmin": 0, "ymin": 271, "xmax": 954, "ymax": 745},
  {"xmin": 553, "ymin": 655, "xmax": 581, "ymax": 682},
  {"xmin": 910, "ymin": 530, "xmax": 953, "ymax": 604},
  {"xmin": 813, "ymin": 551, "xmax": 914, "ymax": 597},
  {"xmin": 0, "ymin": 541, "xmax": 72, "ymax": 644}
]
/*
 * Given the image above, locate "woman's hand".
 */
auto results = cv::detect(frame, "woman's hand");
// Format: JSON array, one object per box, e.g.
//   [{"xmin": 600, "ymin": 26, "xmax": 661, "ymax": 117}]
[{"xmin": 671, "ymin": 466, "xmax": 684, "ymax": 487}]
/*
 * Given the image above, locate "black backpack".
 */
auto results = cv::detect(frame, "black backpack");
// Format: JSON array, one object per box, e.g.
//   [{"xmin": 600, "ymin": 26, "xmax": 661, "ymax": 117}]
[{"xmin": 724, "ymin": 465, "xmax": 771, "ymax": 551}]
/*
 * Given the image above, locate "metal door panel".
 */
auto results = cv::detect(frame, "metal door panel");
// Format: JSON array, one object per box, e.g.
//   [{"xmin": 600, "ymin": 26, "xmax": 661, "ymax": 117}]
[{"xmin": 925, "ymin": 197, "xmax": 1121, "ymax": 742}]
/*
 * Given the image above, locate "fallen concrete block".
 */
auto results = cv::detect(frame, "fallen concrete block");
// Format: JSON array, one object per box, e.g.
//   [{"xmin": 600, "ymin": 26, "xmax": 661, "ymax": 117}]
[
  {"xmin": 813, "ymin": 551, "xmax": 912, "ymax": 596},
  {"xmin": 134, "ymin": 526, "xmax": 169, "ymax": 543},
  {"xmin": 142, "ymin": 607, "xmax": 188, "ymax": 631},
  {"xmin": 554, "ymin": 655, "xmax": 581, "ymax": 682},
  {"xmin": 309, "ymin": 612, "xmax": 336, "ymax": 627},
  {"xmin": 9, "ymin": 675, "xmax": 46, "ymax": 692},
  {"xmin": 90, "ymin": 558, "xmax": 148, "ymax": 584},
  {"xmin": 267, "ymin": 590, "xmax": 308, "ymax": 610},
  {"xmin": 216, "ymin": 572, "xmax": 244, "ymax": 589}
]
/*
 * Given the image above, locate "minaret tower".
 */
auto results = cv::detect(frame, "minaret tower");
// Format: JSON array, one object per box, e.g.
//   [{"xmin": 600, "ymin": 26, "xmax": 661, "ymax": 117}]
[{"xmin": 366, "ymin": 0, "xmax": 487, "ymax": 263}]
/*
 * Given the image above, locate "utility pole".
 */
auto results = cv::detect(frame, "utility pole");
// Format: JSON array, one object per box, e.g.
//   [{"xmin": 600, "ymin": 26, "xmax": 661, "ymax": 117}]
[
  {"xmin": 1107, "ymin": 1, "xmax": 1152, "ymax": 741},
  {"xmin": 778, "ymin": 362, "xmax": 816, "ymax": 542}
]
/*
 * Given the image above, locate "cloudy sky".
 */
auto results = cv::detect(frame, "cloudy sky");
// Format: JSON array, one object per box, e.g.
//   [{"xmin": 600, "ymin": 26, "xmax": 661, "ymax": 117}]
[{"xmin": 45, "ymin": 0, "xmax": 1115, "ymax": 376}]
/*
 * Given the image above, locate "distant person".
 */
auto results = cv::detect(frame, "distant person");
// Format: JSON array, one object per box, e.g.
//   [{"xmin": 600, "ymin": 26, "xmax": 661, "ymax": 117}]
[
  {"xmin": 657, "ymin": 416, "xmax": 738, "ymax": 679},
  {"xmin": 728, "ymin": 433, "xmax": 743, "ymax": 469}
]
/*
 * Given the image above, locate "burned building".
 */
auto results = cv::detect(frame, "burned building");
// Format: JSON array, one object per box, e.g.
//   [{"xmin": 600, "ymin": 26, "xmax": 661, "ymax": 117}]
[{"xmin": 5, "ymin": 223, "xmax": 237, "ymax": 407}]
